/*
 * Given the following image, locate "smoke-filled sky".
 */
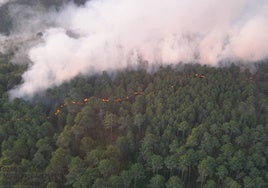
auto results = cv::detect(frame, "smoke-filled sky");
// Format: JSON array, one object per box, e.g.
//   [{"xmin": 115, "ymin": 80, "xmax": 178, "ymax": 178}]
[
  {"xmin": 1, "ymin": 0, "xmax": 268, "ymax": 99},
  {"xmin": 0, "ymin": 0, "xmax": 11, "ymax": 6}
]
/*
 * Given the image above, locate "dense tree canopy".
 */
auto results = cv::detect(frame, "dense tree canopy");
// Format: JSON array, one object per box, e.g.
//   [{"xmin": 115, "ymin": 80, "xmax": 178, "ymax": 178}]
[{"xmin": 0, "ymin": 53, "xmax": 267, "ymax": 187}]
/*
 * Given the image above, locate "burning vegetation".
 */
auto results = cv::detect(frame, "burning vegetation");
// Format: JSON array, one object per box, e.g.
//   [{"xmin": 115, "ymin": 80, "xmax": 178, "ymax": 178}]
[{"xmin": 0, "ymin": 59, "xmax": 267, "ymax": 187}]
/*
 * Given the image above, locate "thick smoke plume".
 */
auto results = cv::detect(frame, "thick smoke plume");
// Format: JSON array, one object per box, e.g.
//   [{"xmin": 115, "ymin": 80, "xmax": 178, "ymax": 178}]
[
  {"xmin": 2, "ymin": 0, "xmax": 268, "ymax": 99},
  {"xmin": 0, "ymin": 0, "xmax": 12, "ymax": 7}
]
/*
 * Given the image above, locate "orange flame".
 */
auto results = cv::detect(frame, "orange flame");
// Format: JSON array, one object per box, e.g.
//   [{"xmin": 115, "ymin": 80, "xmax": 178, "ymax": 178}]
[
  {"xmin": 54, "ymin": 109, "xmax": 60, "ymax": 116},
  {"xmin": 84, "ymin": 98, "xmax": 89, "ymax": 102},
  {"xmin": 102, "ymin": 98, "xmax": 110, "ymax": 103},
  {"xmin": 115, "ymin": 98, "xmax": 122, "ymax": 103}
]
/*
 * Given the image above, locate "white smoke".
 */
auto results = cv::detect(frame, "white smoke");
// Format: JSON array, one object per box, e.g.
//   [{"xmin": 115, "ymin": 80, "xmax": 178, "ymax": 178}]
[
  {"xmin": 6, "ymin": 0, "xmax": 268, "ymax": 99},
  {"xmin": 0, "ymin": 0, "xmax": 13, "ymax": 7}
]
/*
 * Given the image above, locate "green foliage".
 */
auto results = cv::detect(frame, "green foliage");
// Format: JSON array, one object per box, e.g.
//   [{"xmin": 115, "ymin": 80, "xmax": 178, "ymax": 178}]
[
  {"xmin": 166, "ymin": 176, "xmax": 184, "ymax": 188},
  {"xmin": 0, "ymin": 55, "xmax": 267, "ymax": 187},
  {"xmin": 148, "ymin": 174, "xmax": 166, "ymax": 188}
]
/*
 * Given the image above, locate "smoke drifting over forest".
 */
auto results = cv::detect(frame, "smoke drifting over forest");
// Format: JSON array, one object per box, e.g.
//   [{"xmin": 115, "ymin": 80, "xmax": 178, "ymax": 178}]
[{"xmin": 1, "ymin": 0, "xmax": 268, "ymax": 99}]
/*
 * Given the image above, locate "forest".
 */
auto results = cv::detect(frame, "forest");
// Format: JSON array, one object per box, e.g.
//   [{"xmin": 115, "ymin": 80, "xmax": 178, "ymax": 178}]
[{"xmin": 0, "ymin": 53, "xmax": 267, "ymax": 187}]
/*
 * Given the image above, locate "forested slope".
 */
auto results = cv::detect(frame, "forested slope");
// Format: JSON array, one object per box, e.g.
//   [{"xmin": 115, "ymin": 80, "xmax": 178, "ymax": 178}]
[{"xmin": 0, "ymin": 54, "xmax": 267, "ymax": 187}]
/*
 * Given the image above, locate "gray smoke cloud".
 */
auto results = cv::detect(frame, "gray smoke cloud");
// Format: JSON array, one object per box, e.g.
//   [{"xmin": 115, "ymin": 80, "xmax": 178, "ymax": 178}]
[
  {"xmin": 0, "ymin": 0, "xmax": 13, "ymax": 7},
  {"xmin": 3, "ymin": 0, "xmax": 268, "ymax": 99}
]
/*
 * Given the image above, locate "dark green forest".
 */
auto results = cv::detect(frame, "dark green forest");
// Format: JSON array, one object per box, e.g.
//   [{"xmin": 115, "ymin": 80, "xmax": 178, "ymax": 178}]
[{"xmin": 0, "ymin": 53, "xmax": 267, "ymax": 187}]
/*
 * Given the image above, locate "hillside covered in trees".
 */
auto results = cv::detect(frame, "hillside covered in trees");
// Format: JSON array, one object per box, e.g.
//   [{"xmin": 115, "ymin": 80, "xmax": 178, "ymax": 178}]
[{"xmin": 0, "ymin": 53, "xmax": 267, "ymax": 187}]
